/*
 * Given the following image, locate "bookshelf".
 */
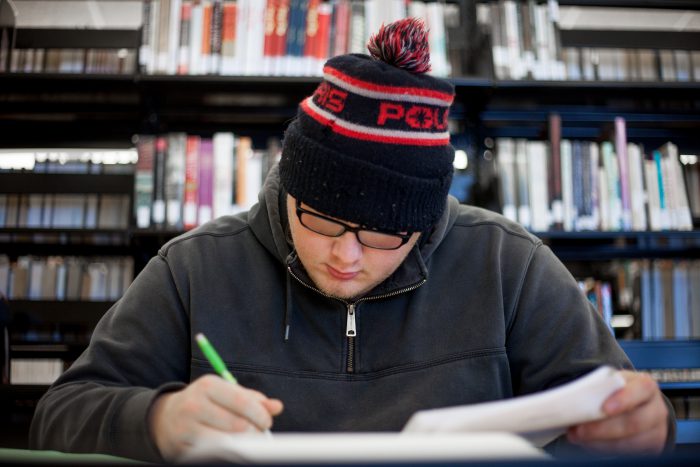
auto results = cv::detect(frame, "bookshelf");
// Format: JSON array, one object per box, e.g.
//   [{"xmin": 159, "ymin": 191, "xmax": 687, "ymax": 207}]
[{"xmin": 0, "ymin": 0, "xmax": 699, "ymax": 452}]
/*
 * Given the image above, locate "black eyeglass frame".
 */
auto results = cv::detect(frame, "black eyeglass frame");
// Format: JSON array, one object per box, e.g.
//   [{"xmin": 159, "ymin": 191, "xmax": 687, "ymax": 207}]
[{"xmin": 295, "ymin": 200, "xmax": 412, "ymax": 250}]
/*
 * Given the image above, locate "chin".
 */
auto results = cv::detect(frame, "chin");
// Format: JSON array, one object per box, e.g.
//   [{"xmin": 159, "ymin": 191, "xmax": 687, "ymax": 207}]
[{"xmin": 315, "ymin": 278, "xmax": 370, "ymax": 301}]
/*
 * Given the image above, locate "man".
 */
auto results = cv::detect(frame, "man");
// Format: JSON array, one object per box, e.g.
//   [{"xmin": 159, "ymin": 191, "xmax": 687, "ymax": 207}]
[{"xmin": 30, "ymin": 19, "xmax": 672, "ymax": 462}]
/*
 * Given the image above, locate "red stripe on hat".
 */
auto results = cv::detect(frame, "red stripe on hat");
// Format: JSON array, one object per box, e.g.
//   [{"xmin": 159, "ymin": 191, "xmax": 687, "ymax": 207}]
[
  {"xmin": 324, "ymin": 65, "xmax": 454, "ymax": 104},
  {"xmin": 301, "ymin": 99, "xmax": 450, "ymax": 147}
]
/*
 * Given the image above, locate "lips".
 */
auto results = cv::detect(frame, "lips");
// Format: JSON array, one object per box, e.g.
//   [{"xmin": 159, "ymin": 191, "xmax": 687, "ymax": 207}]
[{"xmin": 326, "ymin": 265, "xmax": 359, "ymax": 280}]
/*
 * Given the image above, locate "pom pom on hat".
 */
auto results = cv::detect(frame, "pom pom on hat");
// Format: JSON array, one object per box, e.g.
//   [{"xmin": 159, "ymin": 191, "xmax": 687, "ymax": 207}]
[{"xmin": 367, "ymin": 18, "xmax": 431, "ymax": 74}]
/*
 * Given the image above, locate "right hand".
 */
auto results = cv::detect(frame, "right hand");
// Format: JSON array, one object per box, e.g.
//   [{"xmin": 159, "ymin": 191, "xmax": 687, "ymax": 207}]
[{"xmin": 148, "ymin": 374, "xmax": 284, "ymax": 461}]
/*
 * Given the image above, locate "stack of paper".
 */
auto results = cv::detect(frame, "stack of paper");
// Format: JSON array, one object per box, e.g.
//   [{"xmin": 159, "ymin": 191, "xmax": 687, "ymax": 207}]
[{"xmin": 182, "ymin": 366, "xmax": 625, "ymax": 463}]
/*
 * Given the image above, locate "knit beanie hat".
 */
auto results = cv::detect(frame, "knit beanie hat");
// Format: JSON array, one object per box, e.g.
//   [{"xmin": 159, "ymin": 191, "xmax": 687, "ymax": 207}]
[{"xmin": 279, "ymin": 18, "xmax": 455, "ymax": 233}]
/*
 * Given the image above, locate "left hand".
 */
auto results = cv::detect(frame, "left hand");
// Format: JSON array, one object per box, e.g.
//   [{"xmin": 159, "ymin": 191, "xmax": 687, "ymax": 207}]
[{"xmin": 566, "ymin": 370, "xmax": 669, "ymax": 455}]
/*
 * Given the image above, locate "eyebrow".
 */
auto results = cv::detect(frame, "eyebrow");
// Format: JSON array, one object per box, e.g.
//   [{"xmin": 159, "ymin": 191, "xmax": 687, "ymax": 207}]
[{"xmin": 301, "ymin": 203, "xmax": 360, "ymax": 227}]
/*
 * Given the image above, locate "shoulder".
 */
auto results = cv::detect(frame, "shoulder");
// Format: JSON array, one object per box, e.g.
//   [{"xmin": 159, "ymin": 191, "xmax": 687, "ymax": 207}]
[
  {"xmin": 158, "ymin": 213, "xmax": 253, "ymax": 258},
  {"xmin": 451, "ymin": 205, "xmax": 541, "ymax": 247}
]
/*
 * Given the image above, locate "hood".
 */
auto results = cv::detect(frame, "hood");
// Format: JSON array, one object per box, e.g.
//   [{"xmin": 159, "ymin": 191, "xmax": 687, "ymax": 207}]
[{"xmin": 248, "ymin": 165, "xmax": 461, "ymax": 342}]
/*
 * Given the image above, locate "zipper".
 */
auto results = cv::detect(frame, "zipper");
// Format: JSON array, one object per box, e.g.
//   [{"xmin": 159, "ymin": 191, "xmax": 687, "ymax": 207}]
[
  {"xmin": 345, "ymin": 303, "xmax": 356, "ymax": 373},
  {"xmin": 288, "ymin": 266, "xmax": 427, "ymax": 373}
]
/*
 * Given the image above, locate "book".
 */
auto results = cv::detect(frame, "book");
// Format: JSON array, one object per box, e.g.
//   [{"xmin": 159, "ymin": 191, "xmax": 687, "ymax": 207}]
[
  {"xmin": 627, "ymin": 143, "xmax": 647, "ymax": 231},
  {"xmin": 213, "ymin": 132, "xmax": 236, "ymax": 218},
  {"xmin": 10, "ymin": 358, "xmax": 63, "ymax": 385},
  {"xmin": 527, "ymin": 141, "xmax": 549, "ymax": 231},
  {"xmin": 152, "ymin": 136, "xmax": 168, "ymax": 226},
  {"xmin": 220, "ymin": 0, "xmax": 236, "ymax": 74},
  {"xmin": 514, "ymin": 139, "xmax": 530, "ymax": 229},
  {"xmin": 177, "ymin": 0, "xmax": 192, "ymax": 74},
  {"xmin": 614, "ymin": 117, "xmax": 632, "ymax": 230},
  {"xmin": 496, "ymin": 138, "xmax": 517, "ymax": 223},
  {"xmin": 560, "ymin": 139, "xmax": 574, "ymax": 231},
  {"xmin": 658, "ymin": 142, "xmax": 693, "ymax": 230},
  {"xmin": 165, "ymin": 133, "xmax": 187, "ymax": 228},
  {"xmin": 197, "ymin": 138, "xmax": 214, "ymax": 225},
  {"xmin": 183, "ymin": 135, "xmax": 200, "ymax": 230},
  {"xmin": 135, "ymin": 135, "xmax": 156, "ymax": 228}
]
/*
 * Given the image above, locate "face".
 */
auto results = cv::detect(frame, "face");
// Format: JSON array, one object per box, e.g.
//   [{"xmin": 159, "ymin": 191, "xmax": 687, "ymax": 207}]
[{"xmin": 287, "ymin": 195, "xmax": 421, "ymax": 300}]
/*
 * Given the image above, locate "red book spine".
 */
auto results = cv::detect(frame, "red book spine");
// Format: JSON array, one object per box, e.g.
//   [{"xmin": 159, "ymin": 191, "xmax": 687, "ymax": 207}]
[
  {"xmin": 315, "ymin": 3, "xmax": 331, "ymax": 63},
  {"xmin": 264, "ymin": 0, "xmax": 278, "ymax": 60},
  {"xmin": 183, "ymin": 135, "xmax": 200, "ymax": 230},
  {"xmin": 274, "ymin": 0, "xmax": 290, "ymax": 61}
]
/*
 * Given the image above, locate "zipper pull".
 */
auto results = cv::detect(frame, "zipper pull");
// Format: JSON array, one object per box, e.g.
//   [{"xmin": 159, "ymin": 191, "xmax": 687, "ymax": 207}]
[{"xmin": 346, "ymin": 304, "xmax": 356, "ymax": 337}]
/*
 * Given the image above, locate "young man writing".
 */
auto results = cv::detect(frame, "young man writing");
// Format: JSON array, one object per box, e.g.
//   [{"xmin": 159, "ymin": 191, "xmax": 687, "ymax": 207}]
[{"xmin": 30, "ymin": 19, "xmax": 673, "ymax": 462}]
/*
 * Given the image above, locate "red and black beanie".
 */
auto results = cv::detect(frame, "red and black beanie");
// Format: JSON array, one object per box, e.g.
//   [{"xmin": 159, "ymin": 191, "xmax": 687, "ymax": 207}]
[{"xmin": 279, "ymin": 18, "xmax": 455, "ymax": 233}]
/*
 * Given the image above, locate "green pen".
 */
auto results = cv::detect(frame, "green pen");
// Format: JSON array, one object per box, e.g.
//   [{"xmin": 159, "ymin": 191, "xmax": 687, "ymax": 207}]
[
  {"xmin": 195, "ymin": 332, "xmax": 272, "ymax": 435},
  {"xmin": 196, "ymin": 333, "xmax": 237, "ymax": 384}
]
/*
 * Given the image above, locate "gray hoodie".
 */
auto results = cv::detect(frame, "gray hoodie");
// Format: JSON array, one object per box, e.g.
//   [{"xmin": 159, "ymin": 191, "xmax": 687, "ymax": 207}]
[{"xmin": 29, "ymin": 167, "xmax": 664, "ymax": 462}]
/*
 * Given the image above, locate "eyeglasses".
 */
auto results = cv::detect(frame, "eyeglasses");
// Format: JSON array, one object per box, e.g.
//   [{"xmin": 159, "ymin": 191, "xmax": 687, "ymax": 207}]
[{"xmin": 295, "ymin": 200, "xmax": 412, "ymax": 250}]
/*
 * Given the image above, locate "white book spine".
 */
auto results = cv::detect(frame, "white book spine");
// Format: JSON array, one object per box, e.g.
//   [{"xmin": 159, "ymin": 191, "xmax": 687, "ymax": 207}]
[
  {"xmin": 167, "ymin": 0, "xmax": 183, "ymax": 74},
  {"xmin": 560, "ymin": 140, "xmax": 574, "ymax": 231},
  {"xmin": 189, "ymin": 1, "xmax": 204, "ymax": 75},
  {"xmin": 213, "ymin": 132, "xmax": 236, "ymax": 218},
  {"xmin": 627, "ymin": 144, "xmax": 647, "ymax": 231}
]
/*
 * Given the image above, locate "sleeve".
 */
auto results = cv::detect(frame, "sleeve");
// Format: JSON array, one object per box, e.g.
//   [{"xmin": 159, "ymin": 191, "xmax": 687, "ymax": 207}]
[
  {"xmin": 29, "ymin": 254, "xmax": 189, "ymax": 463},
  {"xmin": 506, "ymin": 243, "xmax": 632, "ymax": 393},
  {"xmin": 506, "ymin": 244, "xmax": 676, "ymax": 453}
]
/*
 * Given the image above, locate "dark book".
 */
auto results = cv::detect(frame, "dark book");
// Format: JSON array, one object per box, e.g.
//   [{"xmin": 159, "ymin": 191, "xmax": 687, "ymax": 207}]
[
  {"xmin": 152, "ymin": 136, "xmax": 168, "ymax": 227},
  {"xmin": 548, "ymin": 114, "xmax": 563, "ymax": 230}
]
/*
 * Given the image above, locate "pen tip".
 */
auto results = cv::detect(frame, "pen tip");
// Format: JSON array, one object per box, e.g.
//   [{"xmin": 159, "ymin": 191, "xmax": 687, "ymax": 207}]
[{"xmin": 195, "ymin": 333, "xmax": 205, "ymax": 342}]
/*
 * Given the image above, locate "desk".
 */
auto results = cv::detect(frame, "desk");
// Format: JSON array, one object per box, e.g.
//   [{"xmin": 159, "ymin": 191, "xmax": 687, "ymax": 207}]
[
  {"xmin": 0, "ymin": 448, "xmax": 146, "ymax": 465},
  {"xmin": 0, "ymin": 448, "xmax": 698, "ymax": 466}
]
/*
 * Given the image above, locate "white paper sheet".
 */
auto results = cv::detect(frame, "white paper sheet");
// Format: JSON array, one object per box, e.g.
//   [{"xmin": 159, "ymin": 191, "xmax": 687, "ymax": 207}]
[
  {"xmin": 403, "ymin": 366, "xmax": 626, "ymax": 446},
  {"xmin": 181, "ymin": 432, "xmax": 547, "ymax": 463}
]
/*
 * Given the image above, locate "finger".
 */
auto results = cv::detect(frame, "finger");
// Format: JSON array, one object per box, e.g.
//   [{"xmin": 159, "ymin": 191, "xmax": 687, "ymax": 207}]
[
  {"xmin": 568, "ymin": 423, "xmax": 666, "ymax": 455},
  {"xmin": 571, "ymin": 393, "xmax": 667, "ymax": 441},
  {"xmin": 195, "ymin": 398, "xmax": 259, "ymax": 433},
  {"xmin": 263, "ymin": 398, "xmax": 284, "ymax": 416},
  {"xmin": 203, "ymin": 379, "xmax": 276, "ymax": 430},
  {"xmin": 603, "ymin": 371, "xmax": 657, "ymax": 416}
]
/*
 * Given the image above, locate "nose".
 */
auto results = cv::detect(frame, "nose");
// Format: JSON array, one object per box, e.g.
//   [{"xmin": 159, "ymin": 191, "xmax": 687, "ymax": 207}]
[{"xmin": 331, "ymin": 231, "xmax": 363, "ymax": 265}]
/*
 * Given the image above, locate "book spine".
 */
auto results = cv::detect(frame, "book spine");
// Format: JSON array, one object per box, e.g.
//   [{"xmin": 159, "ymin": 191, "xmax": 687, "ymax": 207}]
[
  {"xmin": 165, "ymin": 132, "xmax": 187, "ymax": 228},
  {"xmin": 210, "ymin": 0, "xmax": 223, "ymax": 74},
  {"xmin": 560, "ymin": 139, "xmax": 573, "ymax": 231},
  {"xmin": 496, "ymin": 138, "xmax": 517, "ymax": 223},
  {"xmin": 263, "ymin": 0, "xmax": 278, "ymax": 76},
  {"xmin": 273, "ymin": 0, "xmax": 290, "ymax": 76},
  {"xmin": 200, "ymin": 1, "xmax": 213, "ymax": 74},
  {"xmin": 134, "ymin": 136, "xmax": 156, "ymax": 229},
  {"xmin": 548, "ymin": 114, "xmax": 563, "ymax": 230},
  {"xmin": 152, "ymin": 136, "xmax": 168, "ymax": 226},
  {"xmin": 653, "ymin": 150, "xmax": 669, "ymax": 230},
  {"xmin": 220, "ymin": 0, "xmax": 236, "ymax": 74},
  {"xmin": 332, "ymin": 0, "xmax": 349, "ymax": 57},
  {"xmin": 515, "ymin": 139, "xmax": 530, "ymax": 229},
  {"xmin": 189, "ymin": 0, "xmax": 203, "ymax": 75},
  {"xmin": 235, "ymin": 136, "xmax": 252, "ymax": 207},
  {"xmin": 213, "ymin": 132, "xmax": 236, "ymax": 218},
  {"xmin": 178, "ymin": 1, "xmax": 192, "ymax": 74},
  {"xmin": 615, "ymin": 117, "xmax": 632, "ymax": 230},
  {"xmin": 197, "ymin": 138, "xmax": 214, "ymax": 225},
  {"xmin": 303, "ymin": 0, "xmax": 320, "ymax": 76},
  {"xmin": 183, "ymin": 135, "xmax": 200, "ymax": 230},
  {"xmin": 140, "ymin": 0, "xmax": 155, "ymax": 73},
  {"xmin": 167, "ymin": 0, "xmax": 183, "ymax": 75}
]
